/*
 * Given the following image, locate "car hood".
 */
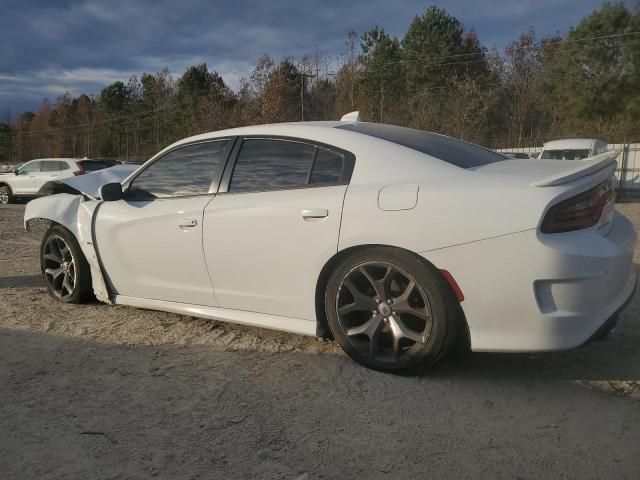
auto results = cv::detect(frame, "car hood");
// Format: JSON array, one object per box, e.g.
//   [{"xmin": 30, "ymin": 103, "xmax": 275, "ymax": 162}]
[{"xmin": 39, "ymin": 164, "xmax": 138, "ymax": 199}]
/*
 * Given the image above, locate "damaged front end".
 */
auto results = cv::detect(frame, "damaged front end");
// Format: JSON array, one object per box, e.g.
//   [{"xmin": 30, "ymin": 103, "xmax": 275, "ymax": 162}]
[{"xmin": 24, "ymin": 164, "xmax": 138, "ymax": 303}]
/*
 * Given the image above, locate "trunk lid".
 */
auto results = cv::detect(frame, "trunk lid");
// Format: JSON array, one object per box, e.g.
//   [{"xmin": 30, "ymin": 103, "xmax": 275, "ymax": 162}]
[{"xmin": 471, "ymin": 151, "xmax": 618, "ymax": 187}]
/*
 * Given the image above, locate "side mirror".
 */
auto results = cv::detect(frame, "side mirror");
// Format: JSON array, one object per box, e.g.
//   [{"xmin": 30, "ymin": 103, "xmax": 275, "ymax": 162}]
[
  {"xmin": 99, "ymin": 182, "xmax": 123, "ymax": 202},
  {"xmin": 14, "ymin": 169, "xmax": 20, "ymax": 175}
]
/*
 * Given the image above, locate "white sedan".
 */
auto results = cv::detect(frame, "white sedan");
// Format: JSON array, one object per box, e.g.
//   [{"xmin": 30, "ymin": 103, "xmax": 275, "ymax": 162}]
[{"xmin": 24, "ymin": 115, "xmax": 637, "ymax": 373}]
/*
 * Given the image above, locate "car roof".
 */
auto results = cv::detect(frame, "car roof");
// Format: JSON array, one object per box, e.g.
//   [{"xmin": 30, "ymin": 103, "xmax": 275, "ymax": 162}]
[
  {"xmin": 163, "ymin": 121, "xmax": 369, "ymax": 154},
  {"xmin": 542, "ymin": 139, "xmax": 606, "ymax": 149},
  {"xmin": 26, "ymin": 158, "xmax": 79, "ymax": 162}
]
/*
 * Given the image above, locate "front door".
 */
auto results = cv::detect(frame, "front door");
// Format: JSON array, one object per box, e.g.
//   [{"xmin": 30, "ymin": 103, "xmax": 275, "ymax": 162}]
[
  {"xmin": 12, "ymin": 160, "xmax": 42, "ymax": 194},
  {"xmin": 94, "ymin": 139, "xmax": 233, "ymax": 305}
]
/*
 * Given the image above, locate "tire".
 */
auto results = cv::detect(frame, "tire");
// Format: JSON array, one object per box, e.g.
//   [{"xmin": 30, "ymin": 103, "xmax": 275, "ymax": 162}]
[
  {"xmin": 0, "ymin": 185, "xmax": 12, "ymax": 204},
  {"xmin": 40, "ymin": 225, "xmax": 92, "ymax": 303},
  {"xmin": 325, "ymin": 247, "xmax": 462, "ymax": 375}
]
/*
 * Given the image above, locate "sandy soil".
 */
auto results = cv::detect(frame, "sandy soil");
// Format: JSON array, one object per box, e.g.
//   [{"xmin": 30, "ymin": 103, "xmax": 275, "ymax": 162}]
[{"xmin": 1, "ymin": 202, "xmax": 639, "ymax": 479}]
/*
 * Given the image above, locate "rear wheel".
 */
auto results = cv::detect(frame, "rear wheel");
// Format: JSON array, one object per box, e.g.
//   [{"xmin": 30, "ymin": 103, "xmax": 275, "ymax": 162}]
[
  {"xmin": 325, "ymin": 247, "xmax": 461, "ymax": 374},
  {"xmin": 41, "ymin": 225, "xmax": 92, "ymax": 303},
  {"xmin": 0, "ymin": 185, "xmax": 12, "ymax": 204}
]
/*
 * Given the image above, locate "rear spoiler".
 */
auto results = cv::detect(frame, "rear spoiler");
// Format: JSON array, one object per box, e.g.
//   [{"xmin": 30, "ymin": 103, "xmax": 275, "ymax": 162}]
[{"xmin": 531, "ymin": 151, "xmax": 618, "ymax": 187}]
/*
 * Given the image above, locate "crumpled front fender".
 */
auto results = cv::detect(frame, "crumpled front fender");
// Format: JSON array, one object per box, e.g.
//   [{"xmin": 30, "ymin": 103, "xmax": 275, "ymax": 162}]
[{"xmin": 24, "ymin": 194, "xmax": 111, "ymax": 303}]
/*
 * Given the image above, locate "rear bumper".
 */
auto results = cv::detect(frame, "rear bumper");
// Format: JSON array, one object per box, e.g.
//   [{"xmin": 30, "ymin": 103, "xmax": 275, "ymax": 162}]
[
  {"xmin": 421, "ymin": 212, "xmax": 637, "ymax": 352},
  {"xmin": 580, "ymin": 269, "xmax": 636, "ymax": 345}
]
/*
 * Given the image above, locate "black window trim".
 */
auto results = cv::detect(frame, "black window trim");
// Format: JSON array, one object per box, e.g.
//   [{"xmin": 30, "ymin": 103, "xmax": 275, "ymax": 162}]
[
  {"xmin": 218, "ymin": 135, "xmax": 356, "ymax": 195},
  {"xmin": 122, "ymin": 136, "xmax": 238, "ymax": 201}
]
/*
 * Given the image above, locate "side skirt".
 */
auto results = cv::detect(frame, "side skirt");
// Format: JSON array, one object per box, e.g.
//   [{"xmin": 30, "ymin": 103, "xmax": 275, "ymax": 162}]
[{"xmin": 113, "ymin": 295, "xmax": 317, "ymax": 336}]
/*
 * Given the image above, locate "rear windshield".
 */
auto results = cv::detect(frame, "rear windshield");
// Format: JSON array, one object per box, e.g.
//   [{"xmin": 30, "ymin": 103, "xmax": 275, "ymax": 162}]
[
  {"xmin": 78, "ymin": 159, "xmax": 119, "ymax": 171},
  {"xmin": 336, "ymin": 123, "xmax": 506, "ymax": 168},
  {"xmin": 540, "ymin": 149, "xmax": 591, "ymax": 160}
]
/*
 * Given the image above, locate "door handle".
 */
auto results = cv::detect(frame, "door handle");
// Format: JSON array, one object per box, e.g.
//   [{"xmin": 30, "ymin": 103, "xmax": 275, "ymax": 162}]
[
  {"xmin": 178, "ymin": 218, "xmax": 198, "ymax": 228},
  {"xmin": 302, "ymin": 208, "xmax": 328, "ymax": 219}
]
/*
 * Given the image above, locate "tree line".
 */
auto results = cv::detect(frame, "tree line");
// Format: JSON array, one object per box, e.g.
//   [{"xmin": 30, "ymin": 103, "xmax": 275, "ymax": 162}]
[{"xmin": 1, "ymin": 3, "xmax": 639, "ymax": 164}]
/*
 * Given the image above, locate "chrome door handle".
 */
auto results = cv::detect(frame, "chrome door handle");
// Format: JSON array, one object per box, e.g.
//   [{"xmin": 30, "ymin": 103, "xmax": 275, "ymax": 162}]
[
  {"xmin": 178, "ymin": 218, "xmax": 198, "ymax": 228},
  {"xmin": 302, "ymin": 208, "xmax": 328, "ymax": 219}
]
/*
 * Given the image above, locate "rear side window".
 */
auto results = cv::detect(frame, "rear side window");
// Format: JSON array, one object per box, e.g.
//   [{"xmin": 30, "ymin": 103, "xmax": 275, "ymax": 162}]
[
  {"xmin": 230, "ymin": 139, "xmax": 315, "ymax": 192},
  {"xmin": 310, "ymin": 148, "xmax": 344, "ymax": 184},
  {"xmin": 229, "ymin": 139, "xmax": 346, "ymax": 192},
  {"xmin": 40, "ymin": 161, "xmax": 67, "ymax": 172},
  {"xmin": 128, "ymin": 140, "xmax": 231, "ymax": 199},
  {"xmin": 337, "ymin": 123, "xmax": 505, "ymax": 168}
]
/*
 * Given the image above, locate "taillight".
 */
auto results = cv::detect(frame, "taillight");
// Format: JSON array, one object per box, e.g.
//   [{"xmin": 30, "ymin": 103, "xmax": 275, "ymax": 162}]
[
  {"xmin": 74, "ymin": 164, "xmax": 85, "ymax": 176},
  {"xmin": 541, "ymin": 180, "xmax": 614, "ymax": 233}
]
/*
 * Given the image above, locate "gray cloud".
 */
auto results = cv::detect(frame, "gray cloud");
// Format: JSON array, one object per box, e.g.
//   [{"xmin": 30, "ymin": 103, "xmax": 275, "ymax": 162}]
[{"xmin": 0, "ymin": 0, "xmax": 612, "ymax": 118}]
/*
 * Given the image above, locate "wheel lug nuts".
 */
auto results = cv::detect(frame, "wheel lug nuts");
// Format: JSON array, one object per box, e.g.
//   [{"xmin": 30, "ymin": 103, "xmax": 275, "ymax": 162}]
[{"xmin": 375, "ymin": 298, "xmax": 380, "ymax": 303}]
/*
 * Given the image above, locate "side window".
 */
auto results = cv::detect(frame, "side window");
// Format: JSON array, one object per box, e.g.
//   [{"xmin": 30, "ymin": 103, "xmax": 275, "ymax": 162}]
[
  {"xmin": 309, "ymin": 148, "xmax": 344, "ymax": 185},
  {"xmin": 41, "ymin": 161, "xmax": 64, "ymax": 172},
  {"xmin": 229, "ymin": 139, "xmax": 315, "ymax": 192},
  {"xmin": 19, "ymin": 161, "xmax": 40, "ymax": 174},
  {"xmin": 229, "ymin": 139, "xmax": 347, "ymax": 193},
  {"xmin": 128, "ymin": 140, "xmax": 231, "ymax": 199}
]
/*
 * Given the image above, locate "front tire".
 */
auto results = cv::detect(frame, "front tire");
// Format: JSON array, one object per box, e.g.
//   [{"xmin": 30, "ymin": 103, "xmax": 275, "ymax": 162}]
[
  {"xmin": 325, "ymin": 247, "xmax": 461, "ymax": 374},
  {"xmin": 0, "ymin": 185, "xmax": 12, "ymax": 204},
  {"xmin": 41, "ymin": 225, "xmax": 92, "ymax": 303}
]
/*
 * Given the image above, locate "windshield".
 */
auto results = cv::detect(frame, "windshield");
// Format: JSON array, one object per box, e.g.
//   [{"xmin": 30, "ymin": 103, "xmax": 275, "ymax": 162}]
[
  {"xmin": 540, "ymin": 149, "xmax": 591, "ymax": 160},
  {"xmin": 336, "ymin": 123, "xmax": 506, "ymax": 168}
]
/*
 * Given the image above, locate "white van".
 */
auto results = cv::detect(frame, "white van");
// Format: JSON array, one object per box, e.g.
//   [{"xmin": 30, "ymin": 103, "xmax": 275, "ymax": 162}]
[{"xmin": 539, "ymin": 139, "xmax": 608, "ymax": 160}]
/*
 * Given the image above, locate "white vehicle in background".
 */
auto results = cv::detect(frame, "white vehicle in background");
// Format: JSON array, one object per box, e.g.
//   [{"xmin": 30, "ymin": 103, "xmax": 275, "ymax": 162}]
[
  {"xmin": 23, "ymin": 115, "xmax": 636, "ymax": 374},
  {"xmin": 539, "ymin": 139, "xmax": 609, "ymax": 160},
  {"xmin": 0, "ymin": 158, "xmax": 119, "ymax": 204}
]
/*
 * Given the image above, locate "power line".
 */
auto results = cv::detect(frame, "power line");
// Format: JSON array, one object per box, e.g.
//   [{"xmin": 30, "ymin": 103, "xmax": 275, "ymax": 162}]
[{"xmin": 3, "ymin": 30, "xmax": 640, "ymax": 139}]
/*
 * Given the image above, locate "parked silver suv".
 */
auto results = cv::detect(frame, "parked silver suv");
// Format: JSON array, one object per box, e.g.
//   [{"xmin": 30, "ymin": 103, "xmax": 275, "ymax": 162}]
[{"xmin": 0, "ymin": 158, "xmax": 119, "ymax": 204}]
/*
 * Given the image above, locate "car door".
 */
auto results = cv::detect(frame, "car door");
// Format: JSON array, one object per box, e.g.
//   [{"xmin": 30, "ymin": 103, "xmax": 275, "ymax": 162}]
[
  {"xmin": 35, "ymin": 160, "xmax": 66, "ymax": 191},
  {"xmin": 11, "ymin": 160, "xmax": 42, "ymax": 194},
  {"xmin": 94, "ymin": 138, "xmax": 234, "ymax": 306},
  {"xmin": 202, "ymin": 137, "xmax": 354, "ymax": 321}
]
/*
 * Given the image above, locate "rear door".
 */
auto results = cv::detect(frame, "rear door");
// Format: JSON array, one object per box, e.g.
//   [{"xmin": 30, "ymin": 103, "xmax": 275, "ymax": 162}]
[
  {"xmin": 35, "ymin": 160, "xmax": 67, "ymax": 191},
  {"xmin": 202, "ymin": 137, "xmax": 354, "ymax": 321},
  {"xmin": 94, "ymin": 139, "xmax": 233, "ymax": 305}
]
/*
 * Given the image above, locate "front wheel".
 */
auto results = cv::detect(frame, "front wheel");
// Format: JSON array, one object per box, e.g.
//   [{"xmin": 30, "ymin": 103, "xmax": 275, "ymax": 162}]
[
  {"xmin": 325, "ymin": 247, "xmax": 462, "ymax": 374},
  {"xmin": 0, "ymin": 185, "xmax": 12, "ymax": 204},
  {"xmin": 41, "ymin": 225, "xmax": 92, "ymax": 303}
]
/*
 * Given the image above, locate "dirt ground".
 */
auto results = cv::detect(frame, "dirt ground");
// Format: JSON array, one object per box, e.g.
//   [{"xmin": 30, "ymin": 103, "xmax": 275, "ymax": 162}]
[{"xmin": 1, "ymin": 202, "xmax": 639, "ymax": 479}]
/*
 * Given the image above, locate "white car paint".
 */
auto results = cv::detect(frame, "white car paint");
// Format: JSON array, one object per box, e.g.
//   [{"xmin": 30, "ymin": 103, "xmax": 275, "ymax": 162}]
[
  {"xmin": 202, "ymin": 185, "xmax": 348, "ymax": 321},
  {"xmin": 24, "ymin": 120, "xmax": 637, "ymax": 353},
  {"xmin": 94, "ymin": 196, "xmax": 217, "ymax": 306}
]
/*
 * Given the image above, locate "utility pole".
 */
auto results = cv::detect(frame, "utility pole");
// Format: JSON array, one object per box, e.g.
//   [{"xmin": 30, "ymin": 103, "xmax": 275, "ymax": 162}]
[
  {"xmin": 380, "ymin": 76, "xmax": 384, "ymax": 123},
  {"xmin": 300, "ymin": 71, "xmax": 315, "ymax": 121}
]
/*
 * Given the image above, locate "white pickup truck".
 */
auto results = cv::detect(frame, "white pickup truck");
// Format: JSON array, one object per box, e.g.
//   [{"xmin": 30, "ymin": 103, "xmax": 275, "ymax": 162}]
[
  {"xmin": 0, "ymin": 158, "xmax": 119, "ymax": 204},
  {"xmin": 539, "ymin": 139, "xmax": 609, "ymax": 160}
]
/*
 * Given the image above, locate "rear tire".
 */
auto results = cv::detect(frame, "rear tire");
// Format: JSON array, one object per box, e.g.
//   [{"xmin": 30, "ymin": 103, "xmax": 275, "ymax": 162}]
[
  {"xmin": 325, "ymin": 247, "xmax": 461, "ymax": 375},
  {"xmin": 41, "ymin": 225, "xmax": 92, "ymax": 303},
  {"xmin": 0, "ymin": 185, "xmax": 12, "ymax": 204}
]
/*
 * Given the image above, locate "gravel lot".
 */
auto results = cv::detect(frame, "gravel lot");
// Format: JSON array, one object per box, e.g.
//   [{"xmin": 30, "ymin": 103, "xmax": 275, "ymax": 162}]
[{"xmin": 1, "ymin": 202, "xmax": 640, "ymax": 479}]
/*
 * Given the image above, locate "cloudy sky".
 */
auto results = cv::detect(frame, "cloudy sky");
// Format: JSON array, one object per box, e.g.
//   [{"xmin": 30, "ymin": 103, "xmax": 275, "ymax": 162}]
[{"xmin": 0, "ymin": 0, "xmax": 619, "ymax": 120}]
